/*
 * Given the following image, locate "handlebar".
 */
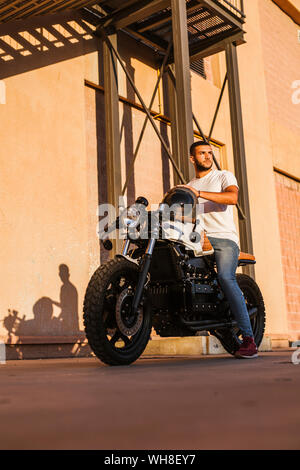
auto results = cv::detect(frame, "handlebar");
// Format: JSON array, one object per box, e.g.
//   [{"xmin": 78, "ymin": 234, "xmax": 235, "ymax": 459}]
[{"xmin": 100, "ymin": 196, "xmax": 149, "ymax": 251}]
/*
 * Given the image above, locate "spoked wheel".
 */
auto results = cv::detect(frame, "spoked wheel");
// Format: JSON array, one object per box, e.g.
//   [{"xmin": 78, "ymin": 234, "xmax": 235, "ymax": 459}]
[
  {"xmin": 212, "ymin": 273, "xmax": 266, "ymax": 355},
  {"xmin": 83, "ymin": 257, "xmax": 152, "ymax": 366}
]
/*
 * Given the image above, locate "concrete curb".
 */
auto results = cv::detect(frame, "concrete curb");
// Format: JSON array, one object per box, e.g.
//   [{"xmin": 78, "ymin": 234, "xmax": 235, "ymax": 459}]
[{"xmin": 142, "ymin": 335, "xmax": 272, "ymax": 356}]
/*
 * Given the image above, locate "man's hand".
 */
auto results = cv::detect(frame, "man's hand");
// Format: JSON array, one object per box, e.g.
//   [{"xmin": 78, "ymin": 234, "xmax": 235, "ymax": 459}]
[{"xmin": 175, "ymin": 184, "xmax": 199, "ymax": 198}]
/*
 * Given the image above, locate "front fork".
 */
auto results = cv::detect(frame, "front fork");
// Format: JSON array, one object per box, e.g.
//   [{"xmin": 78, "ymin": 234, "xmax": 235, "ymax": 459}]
[{"xmin": 122, "ymin": 238, "xmax": 156, "ymax": 315}]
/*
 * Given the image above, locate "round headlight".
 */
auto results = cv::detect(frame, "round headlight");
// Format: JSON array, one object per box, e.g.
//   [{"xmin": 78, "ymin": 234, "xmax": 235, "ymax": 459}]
[
  {"xmin": 122, "ymin": 204, "xmax": 143, "ymax": 228},
  {"xmin": 127, "ymin": 205, "xmax": 140, "ymax": 221}
]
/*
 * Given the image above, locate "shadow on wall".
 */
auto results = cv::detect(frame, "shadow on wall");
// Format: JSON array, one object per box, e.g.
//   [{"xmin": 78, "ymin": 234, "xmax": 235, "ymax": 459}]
[
  {"xmin": 0, "ymin": 10, "xmax": 98, "ymax": 80},
  {"xmin": 2, "ymin": 264, "xmax": 92, "ymax": 359}
]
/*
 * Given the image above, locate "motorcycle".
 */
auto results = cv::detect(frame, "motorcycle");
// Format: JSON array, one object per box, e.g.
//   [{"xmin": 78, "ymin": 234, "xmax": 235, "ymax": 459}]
[{"xmin": 83, "ymin": 187, "xmax": 265, "ymax": 366}]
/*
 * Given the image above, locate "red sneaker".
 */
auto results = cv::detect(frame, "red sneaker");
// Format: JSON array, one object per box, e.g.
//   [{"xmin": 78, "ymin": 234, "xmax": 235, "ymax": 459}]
[{"xmin": 235, "ymin": 336, "xmax": 258, "ymax": 359}]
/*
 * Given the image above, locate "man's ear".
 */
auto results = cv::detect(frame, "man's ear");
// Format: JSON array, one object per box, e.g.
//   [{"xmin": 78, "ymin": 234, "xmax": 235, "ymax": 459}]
[{"xmin": 189, "ymin": 155, "xmax": 194, "ymax": 163}]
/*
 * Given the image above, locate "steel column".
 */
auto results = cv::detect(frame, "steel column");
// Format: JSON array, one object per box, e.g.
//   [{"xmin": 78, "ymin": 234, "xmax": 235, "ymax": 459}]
[
  {"xmin": 171, "ymin": 0, "xmax": 195, "ymax": 182},
  {"xmin": 225, "ymin": 41, "xmax": 255, "ymax": 279},
  {"xmin": 167, "ymin": 64, "xmax": 182, "ymax": 186},
  {"xmin": 103, "ymin": 35, "xmax": 122, "ymax": 256}
]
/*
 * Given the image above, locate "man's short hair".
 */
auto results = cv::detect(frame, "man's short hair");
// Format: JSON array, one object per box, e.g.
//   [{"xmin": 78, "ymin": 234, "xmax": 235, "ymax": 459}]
[{"xmin": 190, "ymin": 140, "xmax": 211, "ymax": 156}]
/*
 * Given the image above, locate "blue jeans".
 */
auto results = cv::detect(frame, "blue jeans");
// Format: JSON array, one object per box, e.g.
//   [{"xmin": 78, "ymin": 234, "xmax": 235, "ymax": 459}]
[{"xmin": 207, "ymin": 236, "xmax": 254, "ymax": 337}]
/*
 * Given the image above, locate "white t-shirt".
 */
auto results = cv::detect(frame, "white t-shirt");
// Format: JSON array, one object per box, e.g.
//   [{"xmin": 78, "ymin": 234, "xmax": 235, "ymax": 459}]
[{"xmin": 187, "ymin": 169, "xmax": 240, "ymax": 248}]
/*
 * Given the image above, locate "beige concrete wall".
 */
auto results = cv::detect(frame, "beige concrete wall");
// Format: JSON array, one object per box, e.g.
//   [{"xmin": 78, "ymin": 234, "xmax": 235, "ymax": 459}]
[
  {"xmin": 84, "ymin": 84, "xmax": 102, "ymax": 271},
  {"xmin": 0, "ymin": 15, "xmax": 99, "ymax": 343}
]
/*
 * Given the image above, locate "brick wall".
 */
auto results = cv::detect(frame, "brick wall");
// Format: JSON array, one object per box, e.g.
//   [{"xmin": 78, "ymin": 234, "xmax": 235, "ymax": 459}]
[
  {"xmin": 274, "ymin": 171, "xmax": 300, "ymax": 340},
  {"xmin": 258, "ymin": 0, "xmax": 300, "ymax": 177}
]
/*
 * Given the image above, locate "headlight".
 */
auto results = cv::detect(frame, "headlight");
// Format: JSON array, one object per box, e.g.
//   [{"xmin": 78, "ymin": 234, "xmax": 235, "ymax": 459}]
[{"xmin": 122, "ymin": 204, "xmax": 141, "ymax": 228}]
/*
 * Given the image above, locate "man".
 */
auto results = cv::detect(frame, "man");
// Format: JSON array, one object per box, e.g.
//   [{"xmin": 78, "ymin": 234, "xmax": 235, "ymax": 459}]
[{"xmin": 177, "ymin": 140, "xmax": 258, "ymax": 359}]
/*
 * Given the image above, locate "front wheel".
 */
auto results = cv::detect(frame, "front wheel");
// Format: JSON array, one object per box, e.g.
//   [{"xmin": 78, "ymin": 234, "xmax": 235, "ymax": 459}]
[
  {"xmin": 83, "ymin": 257, "xmax": 152, "ymax": 366},
  {"xmin": 212, "ymin": 273, "xmax": 266, "ymax": 355}
]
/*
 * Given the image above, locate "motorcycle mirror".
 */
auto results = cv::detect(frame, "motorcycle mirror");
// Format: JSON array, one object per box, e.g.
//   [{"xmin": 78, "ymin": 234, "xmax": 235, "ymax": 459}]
[
  {"xmin": 135, "ymin": 196, "xmax": 149, "ymax": 207},
  {"xmin": 102, "ymin": 239, "xmax": 113, "ymax": 251}
]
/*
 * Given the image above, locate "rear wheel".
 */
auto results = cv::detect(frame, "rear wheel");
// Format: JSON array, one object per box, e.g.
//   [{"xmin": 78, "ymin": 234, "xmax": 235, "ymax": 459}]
[
  {"xmin": 212, "ymin": 273, "xmax": 266, "ymax": 355},
  {"xmin": 83, "ymin": 257, "xmax": 152, "ymax": 366}
]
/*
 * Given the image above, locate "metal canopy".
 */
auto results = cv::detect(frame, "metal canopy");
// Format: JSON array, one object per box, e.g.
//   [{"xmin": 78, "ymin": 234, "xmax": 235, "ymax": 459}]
[
  {"xmin": 0, "ymin": 1, "xmax": 245, "ymax": 59},
  {"xmin": 82, "ymin": 0, "xmax": 245, "ymax": 59},
  {"xmin": 0, "ymin": 1, "xmax": 97, "ymax": 23}
]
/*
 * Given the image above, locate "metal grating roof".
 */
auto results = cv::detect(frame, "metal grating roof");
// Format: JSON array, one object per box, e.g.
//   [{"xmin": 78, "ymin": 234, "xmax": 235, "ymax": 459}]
[
  {"xmin": 105, "ymin": 0, "xmax": 244, "ymax": 59},
  {"xmin": 0, "ymin": 0, "xmax": 97, "ymax": 23},
  {"xmin": 81, "ymin": 0, "xmax": 245, "ymax": 58},
  {"xmin": 0, "ymin": 1, "xmax": 245, "ymax": 62}
]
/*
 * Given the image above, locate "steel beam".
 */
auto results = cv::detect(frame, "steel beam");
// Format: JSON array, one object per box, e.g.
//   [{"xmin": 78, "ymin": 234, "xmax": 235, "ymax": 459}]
[
  {"xmin": 137, "ymin": 0, "xmax": 200, "ymax": 33},
  {"xmin": 225, "ymin": 41, "xmax": 255, "ymax": 279},
  {"xmin": 189, "ymin": 31, "xmax": 245, "ymax": 62},
  {"xmin": 85, "ymin": 3, "xmax": 169, "ymax": 53},
  {"xmin": 103, "ymin": 35, "xmax": 122, "ymax": 257},
  {"xmin": 98, "ymin": 0, "xmax": 152, "ymax": 27},
  {"xmin": 125, "ymin": 26, "xmax": 169, "ymax": 52},
  {"xmin": 171, "ymin": 0, "xmax": 194, "ymax": 182},
  {"xmin": 167, "ymin": 64, "xmax": 182, "ymax": 186},
  {"xmin": 104, "ymin": 0, "xmax": 170, "ymax": 30}
]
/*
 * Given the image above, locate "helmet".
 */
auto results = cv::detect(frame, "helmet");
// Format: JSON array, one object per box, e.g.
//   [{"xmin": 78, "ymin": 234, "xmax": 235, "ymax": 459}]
[
  {"xmin": 161, "ymin": 186, "xmax": 198, "ymax": 222},
  {"xmin": 160, "ymin": 186, "xmax": 213, "ymax": 257}
]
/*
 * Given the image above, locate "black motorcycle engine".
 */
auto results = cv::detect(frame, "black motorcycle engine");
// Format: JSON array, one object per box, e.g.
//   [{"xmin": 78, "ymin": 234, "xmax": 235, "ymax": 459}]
[{"xmin": 185, "ymin": 279, "xmax": 222, "ymax": 316}]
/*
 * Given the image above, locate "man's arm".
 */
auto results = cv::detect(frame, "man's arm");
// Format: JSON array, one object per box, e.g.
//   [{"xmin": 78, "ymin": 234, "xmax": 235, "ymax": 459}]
[
  {"xmin": 177, "ymin": 185, "xmax": 238, "ymax": 205},
  {"xmin": 198, "ymin": 185, "xmax": 238, "ymax": 205}
]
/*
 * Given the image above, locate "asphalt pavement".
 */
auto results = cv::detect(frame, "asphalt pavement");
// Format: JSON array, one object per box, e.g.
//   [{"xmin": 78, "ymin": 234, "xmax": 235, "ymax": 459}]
[{"xmin": 0, "ymin": 350, "xmax": 299, "ymax": 450}]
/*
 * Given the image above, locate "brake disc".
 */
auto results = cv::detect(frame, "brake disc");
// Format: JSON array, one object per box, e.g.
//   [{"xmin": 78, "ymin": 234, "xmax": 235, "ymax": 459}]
[{"xmin": 115, "ymin": 288, "xmax": 143, "ymax": 336}]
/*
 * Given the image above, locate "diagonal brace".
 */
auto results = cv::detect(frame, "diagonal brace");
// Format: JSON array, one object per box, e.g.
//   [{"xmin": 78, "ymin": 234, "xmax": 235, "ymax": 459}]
[
  {"xmin": 121, "ymin": 39, "xmax": 173, "ymax": 195},
  {"xmin": 103, "ymin": 33, "xmax": 186, "ymax": 185},
  {"xmin": 208, "ymin": 73, "xmax": 227, "ymax": 141}
]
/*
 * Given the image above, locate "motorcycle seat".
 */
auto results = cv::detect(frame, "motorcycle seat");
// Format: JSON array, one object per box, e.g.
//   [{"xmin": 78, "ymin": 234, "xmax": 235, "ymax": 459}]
[
  {"xmin": 238, "ymin": 252, "xmax": 256, "ymax": 266},
  {"xmin": 238, "ymin": 252, "xmax": 255, "ymax": 261},
  {"xmin": 202, "ymin": 235, "xmax": 256, "ymax": 264}
]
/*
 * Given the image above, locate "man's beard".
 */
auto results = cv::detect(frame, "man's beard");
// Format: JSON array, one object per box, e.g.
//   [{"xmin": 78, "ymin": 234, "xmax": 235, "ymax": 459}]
[{"xmin": 195, "ymin": 160, "xmax": 213, "ymax": 172}]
